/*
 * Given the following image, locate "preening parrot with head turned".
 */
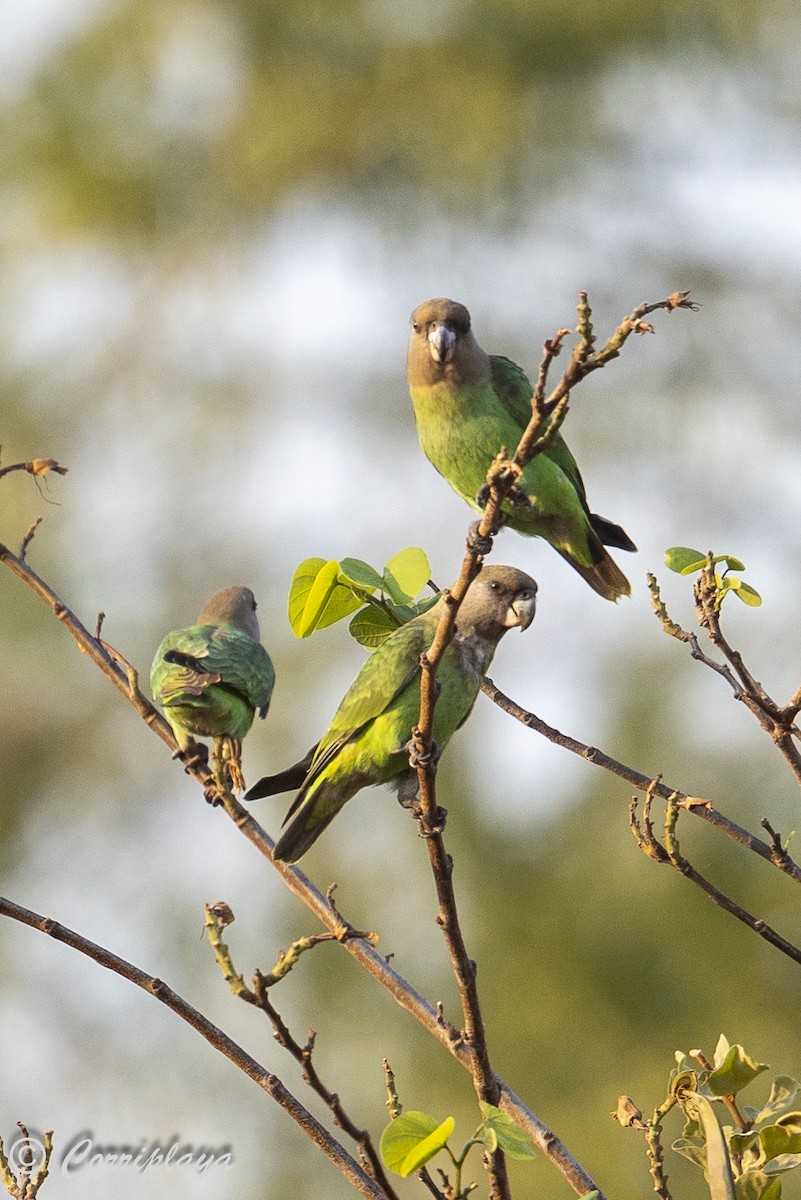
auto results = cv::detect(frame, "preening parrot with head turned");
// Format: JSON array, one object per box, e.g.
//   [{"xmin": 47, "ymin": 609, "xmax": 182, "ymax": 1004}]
[{"xmin": 151, "ymin": 586, "xmax": 275, "ymax": 792}]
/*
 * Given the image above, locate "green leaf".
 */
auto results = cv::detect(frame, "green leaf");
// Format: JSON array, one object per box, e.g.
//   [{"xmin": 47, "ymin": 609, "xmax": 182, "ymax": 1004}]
[
  {"xmin": 288, "ymin": 558, "xmax": 329, "ymax": 636},
  {"xmin": 755, "ymin": 1077, "xmax": 801, "ymax": 1125},
  {"xmin": 348, "ymin": 606, "xmax": 402, "ymax": 649},
  {"xmin": 733, "ymin": 580, "xmax": 762, "ymax": 607},
  {"xmin": 665, "ymin": 546, "xmax": 707, "ymax": 575},
  {"xmin": 708, "ymin": 1044, "xmax": 768, "ymax": 1099},
  {"xmin": 714, "ymin": 1035, "xmax": 732, "ymax": 1067},
  {"xmin": 730, "ymin": 1130, "xmax": 760, "ymax": 1159},
  {"xmin": 383, "ymin": 547, "xmax": 431, "ymax": 603},
  {"xmin": 672, "ymin": 1138, "xmax": 707, "ymax": 1170},
  {"xmin": 479, "ymin": 1103, "xmax": 537, "ymax": 1161},
  {"xmin": 759, "ymin": 1115, "xmax": 801, "ymax": 1163},
  {"xmin": 288, "ymin": 558, "xmax": 361, "ymax": 638},
  {"xmin": 337, "ymin": 558, "xmax": 384, "ymax": 592},
  {"xmin": 763, "ymin": 1152, "xmax": 801, "ymax": 1176},
  {"xmin": 735, "ymin": 1170, "xmax": 783, "ymax": 1200},
  {"xmin": 380, "ymin": 1112, "xmax": 454, "ymax": 1177},
  {"xmin": 720, "ymin": 555, "xmax": 746, "ymax": 572},
  {"xmin": 682, "ymin": 1113, "xmax": 703, "ymax": 1140},
  {"xmin": 410, "ymin": 594, "xmax": 440, "ymax": 617}
]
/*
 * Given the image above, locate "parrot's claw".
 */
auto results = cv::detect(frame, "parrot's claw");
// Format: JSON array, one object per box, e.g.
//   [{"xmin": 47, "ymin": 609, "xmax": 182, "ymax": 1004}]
[
  {"xmin": 475, "ymin": 484, "xmax": 491, "ymax": 509},
  {"xmin": 204, "ymin": 784, "xmax": 226, "ymax": 807},
  {"xmin": 210, "ymin": 736, "xmax": 245, "ymax": 796},
  {"xmin": 466, "ymin": 522, "xmax": 493, "ymax": 557},
  {"xmin": 508, "ymin": 484, "xmax": 533, "ymax": 509},
  {"xmin": 400, "ymin": 737, "xmax": 441, "ymax": 770},
  {"xmin": 418, "ymin": 805, "xmax": 448, "ymax": 837},
  {"xmin": 173, "ymin": 741, "xmax": 209, "ymax": 772},
  {"xmin": 227, "ymin": 759, "xmax": 246, "ymax": 794}
]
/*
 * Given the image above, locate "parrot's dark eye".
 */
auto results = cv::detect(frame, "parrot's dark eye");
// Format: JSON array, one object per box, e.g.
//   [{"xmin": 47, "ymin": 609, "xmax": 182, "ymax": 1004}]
[
  {"xmin": 489, "ymin": 580, "xmax": 500, "ymax": 590},
  {"xmin": 412, "ymin": 322, "xmax": 421, "ymax": 333}
]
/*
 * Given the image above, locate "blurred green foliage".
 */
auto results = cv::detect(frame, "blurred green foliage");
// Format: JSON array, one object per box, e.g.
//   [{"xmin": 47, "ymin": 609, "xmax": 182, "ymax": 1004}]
[{"xmin": 5, "ymin": 0, "xmax": 768, "ymax": 241}]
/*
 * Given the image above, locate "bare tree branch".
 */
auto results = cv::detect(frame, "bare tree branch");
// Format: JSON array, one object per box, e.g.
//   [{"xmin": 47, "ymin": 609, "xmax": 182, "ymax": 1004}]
[
  {"xmin": 0, "ymin": 896, "xmax": 388, "ymax": 1200},
  {"xmin": 203, "ymin": 903, "xmax": 398, "ymax": 1197},
  {"xmin": 481, "ymin": 677, "xmax": 801, "ymax": 886},
  {"xmin": 628, "ymin": 794, "xmax": 801, "ymax": 965},
  {"xmin": 650, "ymin": 567, "xmax": 801, "ymax": 787}
]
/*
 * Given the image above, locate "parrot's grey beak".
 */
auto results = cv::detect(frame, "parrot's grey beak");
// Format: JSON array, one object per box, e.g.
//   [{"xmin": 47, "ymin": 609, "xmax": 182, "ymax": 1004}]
[
  {"xmin": 508, "ymin": 590, "xmax": 537, "ymax": 630},
  {"xmin": 428, "ymin": 321, "xmax": 456, "ymax": 364}
]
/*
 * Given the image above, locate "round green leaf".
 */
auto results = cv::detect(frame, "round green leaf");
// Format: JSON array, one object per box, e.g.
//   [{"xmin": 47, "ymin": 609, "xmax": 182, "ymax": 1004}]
[
  {"xmin": 411, "ymin": 594, "xmax": 440, "ymax": 617},
  {"xmin": 720, "ymin": 555, "xmax": 746, "ymax": 572},
  {"xmin": 380, "ymin": 1112, "xmax": 454, "ymax": 1177},
  {"xmin": 478, "ymin": 1103, "xmax": 536, "ymax": 1160},
  {"xmin": 383, "ymin": 547, "xmax": 431, "ymax": 603},
  {"xmin": 759, "ymin": 1116, "xmax": 801, "ymax": 1163},
  {"xmin": 288, "ymin": 559, "xmax": 361, "ymax": 637},
  {"xmin": 313, "ymin": 583, "xmax": 363, "ymax": 632},
  {"xmin": 671, "ymin": 1137, "xmax": 707, "ymax": 1170},
  {"xmin": 733, "ymin": 581, "xmax": 762, "ymax": 607},
  {"xmin": 288, "ymin": 558, "xmax": 329, "ymax": 636},
  {"xmin": 708, "ymin": 1043, "xmax": 768, "ymax": 1098},
  {"xmin": 729, "ymin": 1130, "xmax": 759, "ymax": 1158},
  {"xmin": 348, "ymin": 606, "xmax": 400, "ymax": 649},
  {"xmin": 736, "ymin": 1171, "xmax": 783, "ymax": 1200},
  {"xmin": 763, "ymin": 1153, "xmax": 801, "ymax": 1177},
  {"xmin": 755, "ymin": 1077, "xmax": 801, "ymax": 1125},
  {"xmin": 338, "ymin": 558, "xmax": 384, "ymax": 592},
  {"xmin": 665, "ymin": 546, "xmax": 707, "ymax": 575}
]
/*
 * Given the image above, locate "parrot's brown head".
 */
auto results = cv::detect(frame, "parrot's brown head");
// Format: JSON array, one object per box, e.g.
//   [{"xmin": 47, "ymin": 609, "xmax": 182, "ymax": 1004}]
[
  {"xmin": 407, "ymin": 298, "xmax": 489, "ymax": 388},
  {"xmin": 197, "ymin": 586, "xmax": 261, "ymax": 641}
]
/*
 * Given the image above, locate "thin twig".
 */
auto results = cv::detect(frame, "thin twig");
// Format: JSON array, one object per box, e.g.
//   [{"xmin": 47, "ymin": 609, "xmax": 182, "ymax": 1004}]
[
  {"xmin": 0, "ymin": 458, "xmax": 68, "ymax": 483},
  {"xmin": 658, "ymin": 797, "xmax": 801, "ymax": 966},
  {"xmin": 482, "ymin": 677, "xmax": 801, "ymax": 886},
  {"xmin": 0, "ymin": 896, "xmax": 387, "ymax": 1200},
  {"xmin": 651, "ymin": 569, "xmax": 801, "ymax": 788},
  {"xmin": 203, "ymin": 903, "xmax": 396, "ymax": 1194},
  {"xmin": 254, "ymin": 979, "xmax": 400, "ymax": 1199}
]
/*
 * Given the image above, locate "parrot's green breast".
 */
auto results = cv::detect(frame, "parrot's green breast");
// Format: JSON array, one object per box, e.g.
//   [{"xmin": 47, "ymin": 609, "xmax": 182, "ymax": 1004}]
[
  {"xmin": 315, "ymin": 643, "xmax": 484, "ymax": 793},
  {"xmin": 410, "ymin": 378, "xmax": 597, "ymax": 565}
]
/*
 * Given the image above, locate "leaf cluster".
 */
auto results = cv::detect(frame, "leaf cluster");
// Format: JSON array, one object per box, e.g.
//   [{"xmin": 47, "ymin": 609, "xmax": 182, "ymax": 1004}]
[
  {"xmin": 288, "ymin": 546, "xmax": 435, "ymax": 647},
  {"xmin": 379, "ymin": 1101, "xmax": 535, "ymax": 1190},
  {"xmin": 665, "ymin": 547, "xmax": 762, "ymax": 608},
  {"xmin": 670, "ymin": 1036, "xmax": 801, "ymax": 1200}
]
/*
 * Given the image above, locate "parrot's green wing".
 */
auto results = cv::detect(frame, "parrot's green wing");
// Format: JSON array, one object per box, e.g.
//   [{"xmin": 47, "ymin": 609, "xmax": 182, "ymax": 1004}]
[
  {"xmin": 489, "ymin": 355, "xmax": 534, "ymax": 428},
  {"xmin": 490, "ymin": 353, "xmax": 590, "ymax": 506},
  {"xmin": 295, "ymin": 616, "xmax": 433, "ymax": 798},
  {"xmin": 152, "ymin": 623, "xmax": 275, "ymax": 714}
]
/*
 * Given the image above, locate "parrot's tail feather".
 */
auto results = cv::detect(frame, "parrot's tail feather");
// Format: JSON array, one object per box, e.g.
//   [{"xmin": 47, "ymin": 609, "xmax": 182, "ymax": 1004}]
[
  {"xmin": 244, "ymin": 745, "xmax": 318, "ymax": 801},
  {"xmin": 556, "ymin": 545, "xmax": 631, "ymax": 601},
  {"xmin": 272, "ymin": 773, "xmax": 365, "ymax": 862},
  {"xmin": 273, "ymin": 808, "xmax": 338, "ymax": 863},
  {"xmin": 590, "ymin": 512, "xmax": 637, "ymax": 553}
]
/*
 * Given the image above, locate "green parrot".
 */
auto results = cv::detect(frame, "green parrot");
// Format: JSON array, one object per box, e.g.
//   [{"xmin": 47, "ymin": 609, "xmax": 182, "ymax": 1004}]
[
  {"xmin": 246, "ymin": 565, "xmax": 537, "ymax": 862},
  {"xmin": 150, "ymin": 586, "xmax": 275, "ymax": 792},
  {"xmin": 407, "ymin": 298, "xmax": 636, "ymax": 601}
]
